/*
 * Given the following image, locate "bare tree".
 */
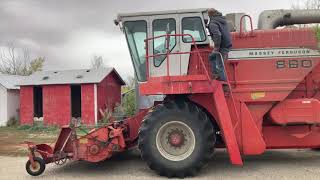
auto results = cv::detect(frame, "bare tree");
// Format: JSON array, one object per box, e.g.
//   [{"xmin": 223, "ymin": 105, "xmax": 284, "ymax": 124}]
[
  {"xmin": 91, "ymin": 55, "xmax": 106, "ymax": 69},
  {"xmin": 0, "ymin": 43, "xmax": 45, "ymax": 75},
  {"xmin": 292, "ymin": 0, "xmax": 320, "ymax": 9},
  {"xmin": 305, "ymin": 0, "xmax": 320, "ymax": 9},
  {"xmin": 291, "ymin": 0, "xmax": 320, "ymax": 29},
  {"xmin": 0, "ymin": 43, "xmax": 27, "ymax": 75}
]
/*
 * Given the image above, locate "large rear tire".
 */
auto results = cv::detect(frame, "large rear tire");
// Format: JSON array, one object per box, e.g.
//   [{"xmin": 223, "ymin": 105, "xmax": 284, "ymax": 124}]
[{"xmin": 138, "ymin": 100, "xmax": 215, "ymax": 178}]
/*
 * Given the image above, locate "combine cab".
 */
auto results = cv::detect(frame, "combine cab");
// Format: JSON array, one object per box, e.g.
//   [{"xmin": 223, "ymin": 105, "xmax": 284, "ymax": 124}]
[{"xmin": 25, "ymin": 8, "xmax": 320, "ymax": 178}]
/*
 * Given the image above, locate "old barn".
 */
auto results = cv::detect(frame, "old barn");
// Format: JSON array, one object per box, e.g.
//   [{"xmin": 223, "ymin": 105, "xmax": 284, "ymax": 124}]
[
  {"xmin": 0, "ymin": 74, "xmax": 23, "ymax": 126},
  {"xmin": 19, "ymin": 68, "xmax": 125, "ymax": 126}
]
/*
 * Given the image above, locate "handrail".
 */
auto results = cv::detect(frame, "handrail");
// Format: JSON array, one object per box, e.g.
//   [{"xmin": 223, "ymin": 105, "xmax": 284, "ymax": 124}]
[
  {"xmin": 144, "ymin": 34, "xmax": 211, "ymax": 81},
  {"xmin": 145, "ymin": 34, "xmax": 241, "ymax": 135},
  {"xmin": 240, "ymin": 15, "xmax": 254, "ymax": 37}
]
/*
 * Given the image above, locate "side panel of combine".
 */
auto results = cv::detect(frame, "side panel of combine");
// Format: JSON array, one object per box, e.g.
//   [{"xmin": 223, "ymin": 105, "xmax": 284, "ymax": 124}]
[{"xmin": 226, "ymin": 28, "xmax": 320, "ymax": 152}]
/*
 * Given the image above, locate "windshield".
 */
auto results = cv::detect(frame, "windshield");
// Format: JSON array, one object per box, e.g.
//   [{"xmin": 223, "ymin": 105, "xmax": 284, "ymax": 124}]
[{"xmin": 123, "ymin": 20, "xmax": 147, "ymax": 82}]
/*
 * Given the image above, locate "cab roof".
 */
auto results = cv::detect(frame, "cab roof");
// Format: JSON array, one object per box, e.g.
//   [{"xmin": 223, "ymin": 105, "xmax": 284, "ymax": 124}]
[{"xmin": 117, "ymin": 8, "xmax": 207, "ymax": 20}]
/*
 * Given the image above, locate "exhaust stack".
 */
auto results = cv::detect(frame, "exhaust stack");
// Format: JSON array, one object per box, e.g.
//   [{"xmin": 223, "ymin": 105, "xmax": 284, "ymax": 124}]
[{"xmin": 258, "ymin": 9, "xmax": 320, "ymax": 30}]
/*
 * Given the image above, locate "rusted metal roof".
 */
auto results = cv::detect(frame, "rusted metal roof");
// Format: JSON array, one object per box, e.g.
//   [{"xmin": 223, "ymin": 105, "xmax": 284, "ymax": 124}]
[
  {"xmin": 0, "ymin": 74, "xmax": 24, "ymax": 90},
  {"xmin": 19, "ymin": 67, "xmax": 126, "ymax": 86}
]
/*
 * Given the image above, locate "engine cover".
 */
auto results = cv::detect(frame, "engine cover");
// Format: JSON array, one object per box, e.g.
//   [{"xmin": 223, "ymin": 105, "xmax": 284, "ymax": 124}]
[{"xmin": 270, "ymin": 98, "xmax": 320, "ymax": 125}]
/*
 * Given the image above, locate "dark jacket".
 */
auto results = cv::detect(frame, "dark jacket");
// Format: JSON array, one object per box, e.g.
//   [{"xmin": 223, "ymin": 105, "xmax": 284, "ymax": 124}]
[{"xmin": 208, "ymin": 13, "xmax": 232, "ymax": 53}]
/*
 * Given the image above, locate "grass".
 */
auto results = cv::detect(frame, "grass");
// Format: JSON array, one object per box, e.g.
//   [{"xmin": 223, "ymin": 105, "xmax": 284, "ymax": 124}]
[
  {"xmin": 315, "ymin": 26, "xmax": 320, "ymax": 47},
  {"xmin": 0, "ymin": 124, "xmax": 59, "ymax": 157}
]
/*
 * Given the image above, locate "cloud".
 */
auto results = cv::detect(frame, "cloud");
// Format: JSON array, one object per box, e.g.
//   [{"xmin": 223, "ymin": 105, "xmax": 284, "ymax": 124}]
[
  {"xmin": 0, "ymin": 0, "xmax": 294, "ymax": 79},
  {"xmin": 44, "ymin": 29, "xmax": 133, "ymax": 79}
]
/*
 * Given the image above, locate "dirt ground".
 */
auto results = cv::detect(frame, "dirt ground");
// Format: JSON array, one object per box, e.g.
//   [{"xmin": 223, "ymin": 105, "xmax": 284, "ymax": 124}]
[
  {"xmin": 1, "ymin": 127, "xmax": 320, "ymax": 179},
  {"xmin": 0, "ymin": 127, "xmax": 57, "ymax": 156},
  {"xmin": 1, "ymin": 149, "xmax": 320, "ymax": 180}
]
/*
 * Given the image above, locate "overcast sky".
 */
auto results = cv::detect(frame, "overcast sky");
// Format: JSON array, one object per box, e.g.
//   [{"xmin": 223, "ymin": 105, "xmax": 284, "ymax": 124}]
[{"xmin": 0, "ymin": 0, "xmax": 300, "ymax": 80}]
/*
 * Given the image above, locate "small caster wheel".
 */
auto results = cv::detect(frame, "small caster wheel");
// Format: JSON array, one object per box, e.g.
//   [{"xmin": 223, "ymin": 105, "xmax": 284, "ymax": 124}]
[{"xmin": 26, "ymin": 157, "xmax": 46, "ymax": 176}]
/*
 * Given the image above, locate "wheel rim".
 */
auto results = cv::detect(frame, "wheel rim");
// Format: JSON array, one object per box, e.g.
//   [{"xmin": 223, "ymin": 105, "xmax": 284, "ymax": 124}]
[
  {"xmin": 30, "ymin": 162, "xmax": 41, "ymax": 172},
  {"xmin": 156, "ymin": 121, "xmax": 196, "ymax": 161}
]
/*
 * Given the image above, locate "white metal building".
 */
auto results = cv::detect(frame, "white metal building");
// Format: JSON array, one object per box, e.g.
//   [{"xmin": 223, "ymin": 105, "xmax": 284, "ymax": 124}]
[{"xmin": 0, "ymin": 74, "xmax": 23, "ymax": 126}]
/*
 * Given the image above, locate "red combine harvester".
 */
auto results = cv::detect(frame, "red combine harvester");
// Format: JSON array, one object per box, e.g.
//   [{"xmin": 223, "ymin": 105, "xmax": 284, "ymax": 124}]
[{"xmin": 25, "ymin": 9, "xmax": 320, "ymax": 177}]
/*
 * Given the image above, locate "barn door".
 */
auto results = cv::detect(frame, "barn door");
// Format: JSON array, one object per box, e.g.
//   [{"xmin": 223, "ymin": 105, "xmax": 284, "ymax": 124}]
[
  {"xmin": 71, "ymin": 85, "xmax": 81, "ymax": 118},
  {"xmin": 33, "ymin": 86, "xmax": 43, "ymax": 118}
]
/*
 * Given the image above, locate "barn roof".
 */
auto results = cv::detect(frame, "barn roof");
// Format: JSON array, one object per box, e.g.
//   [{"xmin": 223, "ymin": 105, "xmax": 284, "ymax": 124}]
[
  {"xmin": 19, "ymin": 67, "xmax": 126, "ymax": 86},
  {"xmin": 0, "ymin": 74, "xmax": 24, "ymax": 90}
]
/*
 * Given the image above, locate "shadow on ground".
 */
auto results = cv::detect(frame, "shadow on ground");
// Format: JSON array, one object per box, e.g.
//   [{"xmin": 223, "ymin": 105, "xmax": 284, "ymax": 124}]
[{"xmin": 41, "ymin": 149, "xmax": 320, "ymax": 179}]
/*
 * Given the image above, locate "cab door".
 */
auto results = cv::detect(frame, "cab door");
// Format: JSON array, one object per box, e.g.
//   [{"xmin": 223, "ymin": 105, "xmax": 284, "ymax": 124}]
[
  {"xmin": 178, "ymin": 13, "xmax": 209, "ymax": 76},
  {"xmin": 148, "ymin": 15, "xmax": 181, "ymax": 77}
]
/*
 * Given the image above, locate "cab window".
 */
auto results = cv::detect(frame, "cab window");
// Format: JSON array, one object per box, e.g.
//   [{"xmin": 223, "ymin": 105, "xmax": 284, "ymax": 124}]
[
  {"xmin": 152, "ymin": 18, "xmax": 176, "ymax": 67},
  {"xmin": 182, "ymin": 17, "xmax": 206, "ymax": 43},
  {"xmin": 123, "ymin": 20, "xmax": 147, "ymax": 81}
]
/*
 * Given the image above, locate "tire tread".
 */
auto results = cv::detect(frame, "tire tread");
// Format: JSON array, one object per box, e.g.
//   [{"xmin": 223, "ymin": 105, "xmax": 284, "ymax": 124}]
[{"xmin": 138, "ymin": 99, "xmax": 215, "ymax": 178}]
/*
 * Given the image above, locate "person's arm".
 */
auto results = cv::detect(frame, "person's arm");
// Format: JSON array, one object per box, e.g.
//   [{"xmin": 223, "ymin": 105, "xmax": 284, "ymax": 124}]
[{"xmin": 209, "ymin": 22, "xmax": 221, "ymax": 51}]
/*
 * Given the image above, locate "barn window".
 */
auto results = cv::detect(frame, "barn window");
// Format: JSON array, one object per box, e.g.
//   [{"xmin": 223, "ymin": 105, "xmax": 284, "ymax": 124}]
[
  {"xmin": 71, "ymin": 85, "xmax": 81, "ymax": 118},
  {"xmin": 33, "ymin": 86, "xmax": 43, "ymax": 118}
]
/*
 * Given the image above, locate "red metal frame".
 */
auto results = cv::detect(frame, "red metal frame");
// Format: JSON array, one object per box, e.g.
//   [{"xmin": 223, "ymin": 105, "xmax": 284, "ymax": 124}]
[
  {"xmin": 25, "ymin": 124, "xmax": 127, "ymax": 166},
  {"xmin": 141, "ymin": 34, "xmax": 216, "ymax": 95},
  {"xmin": 140, "ymin": 27, "xmax": 320, "ymax": 165},
  {"xmin": 142, "ymin": 33, "xmax": 244, "ymax": 165},
  {"xmin": 144, "ymin": 34, "xmax": 212, "ymax": 81}
]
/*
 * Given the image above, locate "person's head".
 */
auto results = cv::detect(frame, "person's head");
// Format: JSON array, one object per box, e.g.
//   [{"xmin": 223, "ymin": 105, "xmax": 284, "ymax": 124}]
[{"xmin": 207, "ymin": 8, "xmax": 221, "ymax": 17}]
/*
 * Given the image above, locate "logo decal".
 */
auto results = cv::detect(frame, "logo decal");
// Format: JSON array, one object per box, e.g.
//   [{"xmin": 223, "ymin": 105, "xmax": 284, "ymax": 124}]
[
  {"xmin": 251, "ymin": 92, "xmax": 266, "ymax": 100},
  {"xmin": 229, "ymin": 48, "xmax": 320, "ymax": 60}
]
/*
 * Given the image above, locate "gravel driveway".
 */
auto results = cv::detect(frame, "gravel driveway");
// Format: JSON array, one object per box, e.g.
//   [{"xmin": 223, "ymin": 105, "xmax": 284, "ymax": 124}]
[{"xmin": 1, "ymin": 149, "xmax": 320, "ymax": 180}]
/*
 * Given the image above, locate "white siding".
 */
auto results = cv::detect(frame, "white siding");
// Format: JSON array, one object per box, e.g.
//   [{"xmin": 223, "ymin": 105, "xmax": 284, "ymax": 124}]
[
  {"xmin": 0, "ymin": 85, "xmax": 7, "ymax": 126},
  {"xmin": 7, "ymin": 89, "xmax": 20, "ymax": 123},
  {"xmin": 94, "ymin": 84, "xmax": 97, "ymax": 124}
]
